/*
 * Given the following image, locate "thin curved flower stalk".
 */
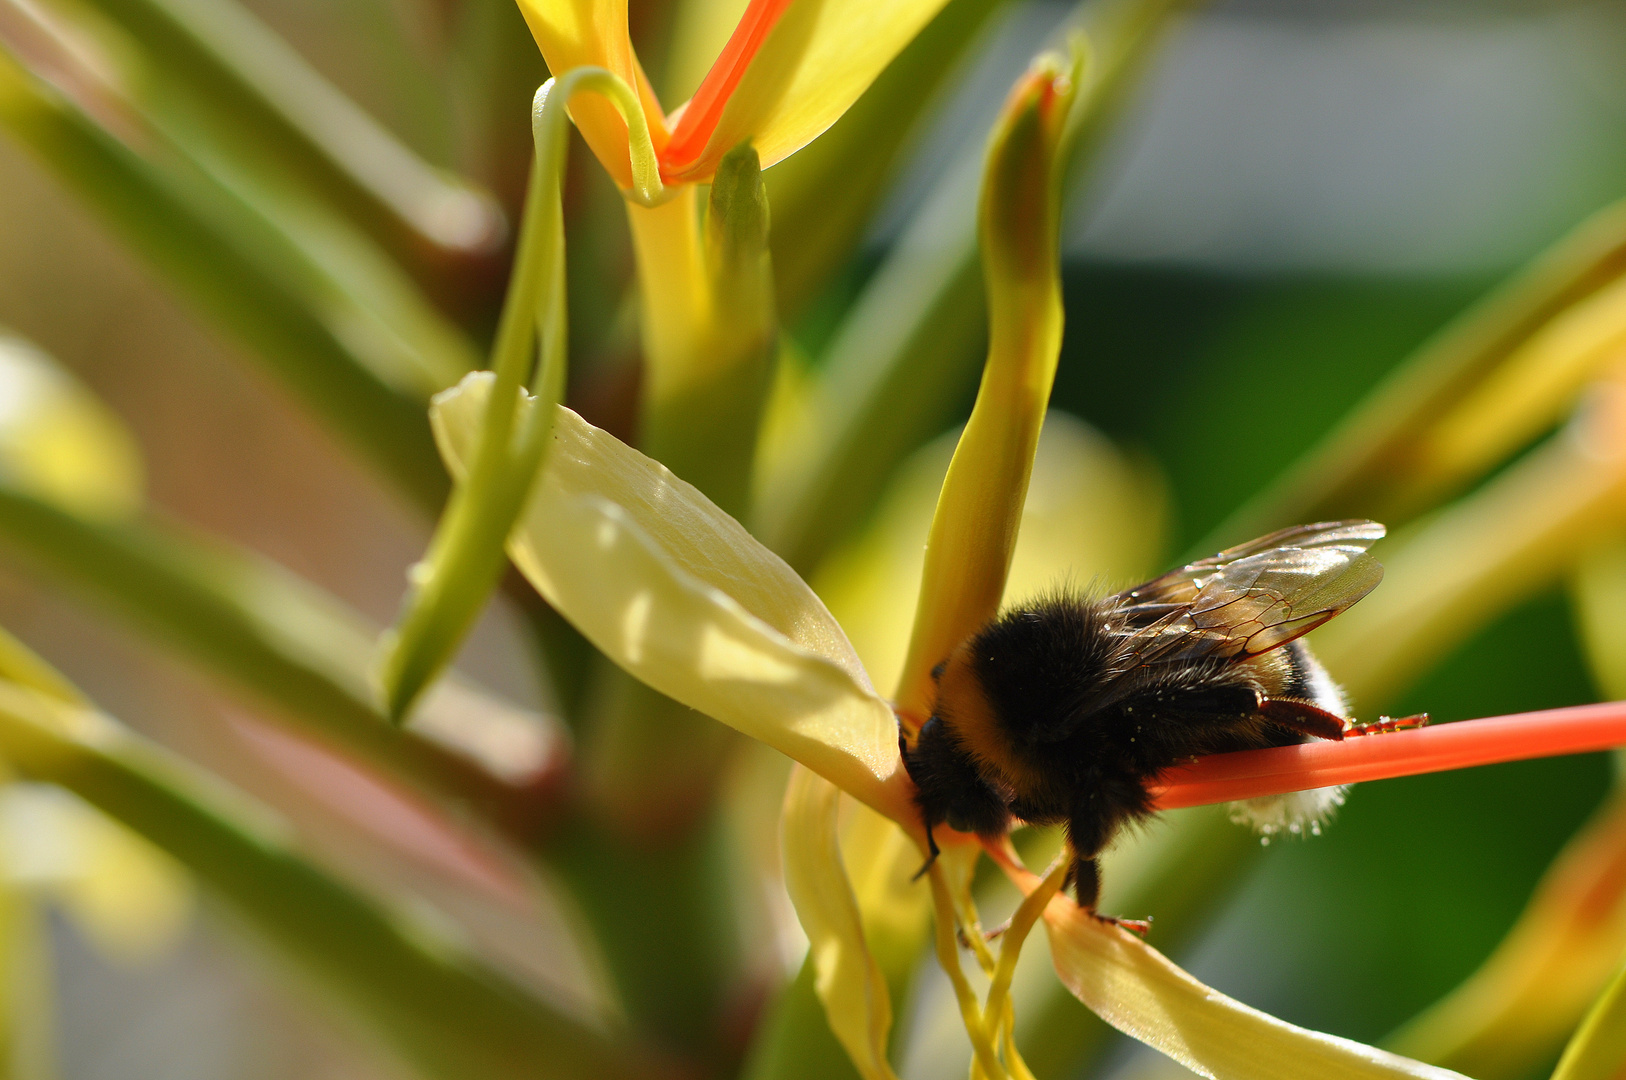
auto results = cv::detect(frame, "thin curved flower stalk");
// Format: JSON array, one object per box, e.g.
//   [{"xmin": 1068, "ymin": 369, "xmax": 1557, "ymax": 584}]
[{"xmin": 378, "ymin": 73, "xmax": 592, "ymax": 719}]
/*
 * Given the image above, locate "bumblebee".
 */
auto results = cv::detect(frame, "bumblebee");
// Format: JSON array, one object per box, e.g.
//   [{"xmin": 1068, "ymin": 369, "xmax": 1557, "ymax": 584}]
[{"xmin": 901, "ymin": 520, "xmax": 1392, "ymax": 910}]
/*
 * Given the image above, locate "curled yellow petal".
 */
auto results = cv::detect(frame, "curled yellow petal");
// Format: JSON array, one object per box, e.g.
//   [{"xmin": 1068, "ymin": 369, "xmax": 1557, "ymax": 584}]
[
  {"xmin": 431, "ymin": 373, "xmax": 909, "ymax": 820},
  {"xmin": 781, "ymin": 765, "xmax": 900, "ymax": 1080},
  {"xmin": 893, "ymin": 48, "xmax": 1082, "ymax": 720},
  {"xmin": 1041, "ymin": 896, "xmax": 1471, "ymax": 1080}
]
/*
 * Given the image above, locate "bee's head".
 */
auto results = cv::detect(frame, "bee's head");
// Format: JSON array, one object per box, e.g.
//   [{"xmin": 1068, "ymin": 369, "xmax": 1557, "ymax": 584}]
[{"xmin": 900, "ymin": 652, "xmax": 1013, "ymax": 838}]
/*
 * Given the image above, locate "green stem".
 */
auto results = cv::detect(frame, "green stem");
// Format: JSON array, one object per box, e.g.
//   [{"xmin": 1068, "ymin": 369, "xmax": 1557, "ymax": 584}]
[{"xmin": 381, "ymin": 68, "xmax": 650, "ymax": 720}]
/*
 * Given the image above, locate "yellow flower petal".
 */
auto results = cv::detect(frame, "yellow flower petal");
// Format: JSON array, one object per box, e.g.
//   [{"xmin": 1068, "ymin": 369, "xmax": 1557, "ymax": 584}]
[
  {"xmin": 1042, "ymin": 897, "xmax": 1471, "ymax": 1080},
  {"xmin": 781, "ymin": 765, "xmax": 901, "ymax": 1080},
  {"xmin": 431, "ymin": 373, "xmax": 909, "ymax": 820},
  {"xmin": 658, "ymin": 0, "xmax": 953, "ymax": 182}
]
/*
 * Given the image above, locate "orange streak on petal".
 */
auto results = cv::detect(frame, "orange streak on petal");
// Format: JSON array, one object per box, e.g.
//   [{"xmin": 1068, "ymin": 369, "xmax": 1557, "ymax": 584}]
[
  {"xmin": 660, "ymin": 0, "xmax": 795, "ymax": 175},
  {"xmin": 1150, "ymin": 702, "xmax": 1626, "ymax": 810}
]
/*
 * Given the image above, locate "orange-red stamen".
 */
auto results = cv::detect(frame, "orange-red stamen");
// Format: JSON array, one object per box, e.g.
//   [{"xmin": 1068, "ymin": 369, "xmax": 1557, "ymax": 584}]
[
  {"xmin": 1150, "ymin": 701, "xmax": 1626, "ymax": 810},
  {"xmin": 660, "ymin": 0, "xmax": 794, "ymax": 177}
]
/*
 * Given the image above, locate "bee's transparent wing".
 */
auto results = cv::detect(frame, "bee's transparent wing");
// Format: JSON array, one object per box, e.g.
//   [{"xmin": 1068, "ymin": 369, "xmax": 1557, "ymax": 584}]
[
  {"xmin": 1110, "ymin": 520, "xmax": 1386, "ymax": 666},
  {"xmin": 1027, "ymin": 522, "xmax": 1385, "ymax": 743}
]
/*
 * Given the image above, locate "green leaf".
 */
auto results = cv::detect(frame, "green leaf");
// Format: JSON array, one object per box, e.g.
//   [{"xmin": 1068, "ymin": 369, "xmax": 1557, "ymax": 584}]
[
  {"xmin": 1214, "ymin": 195, "xmax": 1626, "ymax": 546},
  {"xmin": 0, "ymin": 681, "xmax": 638, "ymax": 1080},
  {"xmin": 0, "ymin": 41, "xmax": 449, "ymax": 511},
  {"xmin": 70, "ymin": 0, "xmax": 503, "ymax": 260},
  {"xmin": 14, "ymin": 0, "xmax": 487, "ymax": 398}
]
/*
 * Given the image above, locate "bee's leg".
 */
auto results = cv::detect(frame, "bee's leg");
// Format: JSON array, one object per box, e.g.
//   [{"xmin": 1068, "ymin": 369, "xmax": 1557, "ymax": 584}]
[
  {"xmin": 910, "ymin": 824, "xmax": 941, "ymax": 882},
  {"xmin": 1066, "ymin": 804, "xmax": 1152, "ymax": 933},
  {"xmin": 1258, "ymin": 697, "xmax": 1348, "ymax": 741},
  {"xmin": 1067, "ymin": 857, "xmax": 1152, "ymax": 935},
  {"xmin": 1070, "ymin": 856, "xmax": 1102, "ymax": 910},
  {"xmin": 1065, "ymin": 808, "xmax": 1113, "ymax": 911}
]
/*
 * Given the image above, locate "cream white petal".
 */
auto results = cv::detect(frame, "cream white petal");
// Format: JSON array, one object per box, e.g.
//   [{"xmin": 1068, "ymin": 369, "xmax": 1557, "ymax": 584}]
[
  {"xmin": 781, "ymin": 766, "xmax": 900, "ymax": 1080},
  {"xmin": 1044, "ymin": 899, "xmax": 1473, "ymax": 1080},
  {"xmin": 431, "ymin": 373, "xmax": 906, "ymax": 818}
]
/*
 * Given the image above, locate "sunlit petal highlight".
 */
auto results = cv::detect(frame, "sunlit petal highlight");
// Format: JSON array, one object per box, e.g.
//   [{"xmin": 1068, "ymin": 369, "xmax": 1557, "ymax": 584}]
[{"xmin": 431, "ymin": 373, "xmax": 910, "ymax": 820}]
